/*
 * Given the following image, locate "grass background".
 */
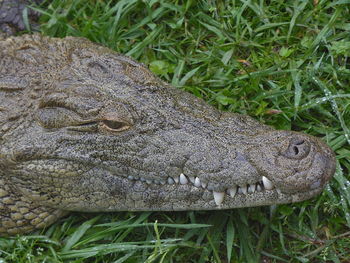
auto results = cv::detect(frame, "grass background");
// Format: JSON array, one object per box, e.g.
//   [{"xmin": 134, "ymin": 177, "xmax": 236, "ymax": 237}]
[{"xmin": 1, "ymin": 0, "xmax": 350, "ymax": 262}]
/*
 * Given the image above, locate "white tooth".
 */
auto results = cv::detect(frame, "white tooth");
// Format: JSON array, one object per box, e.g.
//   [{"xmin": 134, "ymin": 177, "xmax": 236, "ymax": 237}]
[
  {"xmin": 201, "ymin": 181, "xmax": 207, "ymax": 189},
  {"xmin": 213, "ymin": 191, "xmax": 225, "ymax": 206},
  {"xmin": 262, "ymin": 176, "xmax": 274, "ymax": 190},
  {"xmin": 146, "ymin": 179, "xmax": 152, "ymax": 184},
  {"xmin": 194, "ymin": 177, "xmax": 201, "ymax": 188},
  {"xmin": 180, "ymin": 173, "xmax": 188, "ymax": 185},
  {"xmin": 256, "ymin": 184, "xmax": 262, "ymax": 192},
  {"xmin": 238, "ymin": 187, "xmax": 242, "ymax": 194},
  {"xmin": 174, "ymin": 176, "xmax": 179, "ymax": 184},
  {"xmin": 241, "ymin": 185, "xmax": 247, "ymax": 195},
  {"xmin": 188, "ymin": 176, "xmax": 195, "ymax": 184},
  {"xmin": 167, "ymin": 177, "xmax": 175, "ymax": 184},
  {"xmin": 128, "ymin": 176, "xmax": 134, "ymax": 180},
  {"xmin": 248, "ymin": 184, "xmax": 256, "ymax": 193},
  {"xmin": 227, "ymin": 186, "xmax": 237, "ymax": 197}
]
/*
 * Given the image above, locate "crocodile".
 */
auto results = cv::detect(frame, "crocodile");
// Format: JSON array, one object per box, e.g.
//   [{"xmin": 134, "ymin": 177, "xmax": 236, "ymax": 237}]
[
  {"xmin": 0, "ymin": 2, "xmax": 336, "ymax": 235},
  {"xmin": 0, "ymin": 34, "xmax": 336, "ymax": 235}
]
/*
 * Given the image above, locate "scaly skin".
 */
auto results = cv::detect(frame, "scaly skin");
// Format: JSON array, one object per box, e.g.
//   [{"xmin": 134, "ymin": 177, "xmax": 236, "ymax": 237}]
[{"xmin": 0, "ymin": 34, "xmax": 336, "ymax": 235}]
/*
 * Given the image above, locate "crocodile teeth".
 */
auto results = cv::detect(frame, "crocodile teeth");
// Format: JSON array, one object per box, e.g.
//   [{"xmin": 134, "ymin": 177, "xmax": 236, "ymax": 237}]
[
  {"xmin": 167, "ymin": 177, "xmax": 175, "ymax": 184},
  {"xmin": 180, "ymin": 173, "xmax": 188, "ymax": 185},
  {"xmin": 194, "ymin": 177, "xmax": 201, "ymax": 188},
  {"xmin": 256, "ymin": 184, "xmax": 262, "ymax": 192},
  {"xmin": 137, "ymin": 173, "xmax": 274, "ymax": 196},
  {"xmin": 248, "ymin": 184, "xmax": 256, "ymax": 193},
  {"xmin": 262, "ymin": 176, "xmax": 274, "ymax": 190},
  {"xmin": 188, "ymin": 176, "xmax": 195, "ymax": 184},
  {"xmin": 227, "ymin": 186, "xmax": 237, "ymax": 197},
  {"xmin": 213, "ymin": 191, "xmax": 225, "ymax": 206},
  {"xmin": 240, "ymin": 185, "xmax": 248, "ymax": 195}
]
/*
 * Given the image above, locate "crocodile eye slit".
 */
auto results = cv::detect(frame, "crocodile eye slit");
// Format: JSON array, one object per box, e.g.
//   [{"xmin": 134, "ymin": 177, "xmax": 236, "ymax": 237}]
[{"xmin": 101, "ymin": 120, "xmax": 130, "ymax": 132}]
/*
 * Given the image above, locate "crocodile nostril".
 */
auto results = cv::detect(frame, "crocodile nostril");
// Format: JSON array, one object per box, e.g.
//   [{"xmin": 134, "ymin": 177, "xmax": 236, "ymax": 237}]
[
  {"xmin": 283, "ymin": 137, "xmax": 310, "ymax": 159},
  {"xmin": 293, "ymin": 146, "xmax": 299, "ymax": 155}
]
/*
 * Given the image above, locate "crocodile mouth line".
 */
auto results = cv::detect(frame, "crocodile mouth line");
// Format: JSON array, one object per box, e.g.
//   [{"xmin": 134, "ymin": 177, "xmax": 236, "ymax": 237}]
[
  {"xmin": 124, "ymin": 173, "xmax": 275, "ymax": 206},
  {"xmin": 19, "ymin": 158, "xmax": 319, "ymax": 207}
]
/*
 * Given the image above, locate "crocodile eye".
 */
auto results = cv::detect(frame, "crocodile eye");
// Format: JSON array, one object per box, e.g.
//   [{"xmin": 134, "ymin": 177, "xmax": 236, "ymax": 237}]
[{"xmin": 101, "ymin": 119, "xmax": 130, "ymax": 132}]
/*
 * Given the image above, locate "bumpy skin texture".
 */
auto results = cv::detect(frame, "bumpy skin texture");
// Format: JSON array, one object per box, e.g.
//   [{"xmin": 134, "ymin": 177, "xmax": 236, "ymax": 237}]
[
  {"xmin": 0, "ymin": 34, "xmax": 336, "ymax": 235},
  {"xmin": 0, "ymin": 0, "xmax": 42, "ymax": 35}
]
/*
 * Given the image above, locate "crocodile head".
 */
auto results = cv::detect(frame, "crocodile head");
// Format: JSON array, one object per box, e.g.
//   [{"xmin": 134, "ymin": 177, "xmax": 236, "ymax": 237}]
[{"xmin": 0, "ymin": 35, "xmax": 336, "ymax": 212}]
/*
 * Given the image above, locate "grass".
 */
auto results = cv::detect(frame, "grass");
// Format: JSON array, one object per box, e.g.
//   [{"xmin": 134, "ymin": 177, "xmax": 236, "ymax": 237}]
[{"xmin": 1, "ymin": 0, "xmax": 349, "ymax": 262}]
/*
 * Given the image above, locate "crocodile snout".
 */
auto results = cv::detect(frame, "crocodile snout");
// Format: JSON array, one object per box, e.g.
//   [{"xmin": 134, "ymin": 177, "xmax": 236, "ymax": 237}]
[
  {"xmin": 309, "ymin": 141, "xmax": 336, "ymax": 190},
  {"xmin": 246, "ymin": 131, "xmax": 336, "ymax": 197}
]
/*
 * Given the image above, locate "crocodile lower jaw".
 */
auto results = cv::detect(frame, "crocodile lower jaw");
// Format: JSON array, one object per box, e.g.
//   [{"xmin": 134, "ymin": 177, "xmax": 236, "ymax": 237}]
[{"xmin": 126, "ymin": 173, "xmax": 275, "ymax": 206}]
